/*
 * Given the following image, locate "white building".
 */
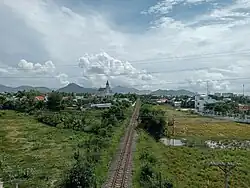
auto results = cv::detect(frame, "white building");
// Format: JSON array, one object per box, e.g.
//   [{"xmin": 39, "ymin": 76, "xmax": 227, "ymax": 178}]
[
  {"xmin": 90, "ymin": 103, "xmax": 112, "ymax": 108},
  {"xmin": 195, "ymin": 94, "xmax": 217, "ymax": 112},
  {"xmin": 173, "ymin": 101, "xmax": 182, "ymax": 108},
  {"xmin": 222, "ymin": 93, "xmax": 233, "ymax": 98}
]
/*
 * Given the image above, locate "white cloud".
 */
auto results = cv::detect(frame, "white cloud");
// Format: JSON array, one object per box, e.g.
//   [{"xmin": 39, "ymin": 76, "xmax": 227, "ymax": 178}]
[
  {"xmin": 143, "ymin": 0, "xmax": 215, "ymax": 15},
  {"xmin": 1, "ymin": 0, "xmax": 250, "ymax": 93},
  {"xmin": 18, "ymin": 59, "xmax": 55, "ymax": 74},
  {"xmin": 78, "ymin": 52, "xmax": 153, "ymax": 87},
  {"xmin": 56, "ymin": 73, "xmax": 70, "ymax": 86}
]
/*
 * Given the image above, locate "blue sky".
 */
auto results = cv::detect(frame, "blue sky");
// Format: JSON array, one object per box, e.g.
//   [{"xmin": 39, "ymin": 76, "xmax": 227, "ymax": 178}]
[{"xmin": 1, "ymin": 0, "xmax": 250, "ymax": 93}]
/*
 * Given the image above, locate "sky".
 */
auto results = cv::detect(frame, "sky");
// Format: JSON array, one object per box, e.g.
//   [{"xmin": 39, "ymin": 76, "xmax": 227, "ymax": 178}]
[{"xmin": 1, "ymin": 0, "xmax": 250, "ymax": 93}]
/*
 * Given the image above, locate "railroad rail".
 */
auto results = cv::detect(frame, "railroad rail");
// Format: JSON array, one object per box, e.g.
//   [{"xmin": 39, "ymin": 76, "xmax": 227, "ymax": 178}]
[{"xmin": 103, "ymin": 99, "xmax": 140, "ymax": 188}]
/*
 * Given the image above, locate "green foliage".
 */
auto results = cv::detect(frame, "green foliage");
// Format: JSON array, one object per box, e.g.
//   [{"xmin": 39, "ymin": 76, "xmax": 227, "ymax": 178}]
[
  {"xmin": 138, "ymin": 150, "xmax": 173, "ymax": 188},
  {"xmin": 62, "ymin": 158, "xmax": 96, "ymax": 188},
  {"xmin": 0, "ymin": 95, "xmax": 6, "ymax": 105},
  {"xmin": 204, "ymin": 101, "xmax": 238, "ymax": 114},
  {"xmin": 37, "ymin": 112, "xmax": 63, "ymax": 127},
  {"xmin": 139, "ymin": 104, "xmax": 167, "ymax": 140},
  {"xmin": 47, "ymin": 91, "xmax": 63, "ymax": 111},
  {"xmin": 2, "ymin": 100, "xmax": 15, "ymax": 110},
  {"xmin": 37, "ymin": 112, "xmax": 86, "ymax": 130},
  {"xmin": 0, "ymin": 110, "xmax": 88, "ymax": 188}
]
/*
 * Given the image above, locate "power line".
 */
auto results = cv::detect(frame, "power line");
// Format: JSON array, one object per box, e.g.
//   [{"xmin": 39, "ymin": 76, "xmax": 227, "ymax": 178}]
[
  {"xmin": 2, "ymin": 73, "xmax": 250, "ymax": 86},
  {"xmin": 128, "ymin": 49, "xmax": 250, "ymax": 64},
  {"xmin": 1, "ymin": 49, "xmax": 250, "ymax": 70},
  {"xmin": 2, "ymin": 63, "xmax": 250, "ymax": 76}
]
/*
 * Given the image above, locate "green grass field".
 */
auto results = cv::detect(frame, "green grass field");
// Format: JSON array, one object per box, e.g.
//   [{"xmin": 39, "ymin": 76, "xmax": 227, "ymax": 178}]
[
  {"xmin": 133, "ymin": 105, "xmax": 250, "ymax": 188},
  {"xmin": 0, "ymin": 110, "xmax": 89, "ymax": 188},
  {"xmin": 157, "ymin": 105, "xmax": 250, "ymax": 140}
]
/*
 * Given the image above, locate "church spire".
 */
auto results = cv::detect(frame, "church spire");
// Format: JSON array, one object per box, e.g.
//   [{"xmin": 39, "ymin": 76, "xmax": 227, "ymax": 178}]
[{"xmin": 106, "ymin": 80, "xmax": 109, "ymax": 87}]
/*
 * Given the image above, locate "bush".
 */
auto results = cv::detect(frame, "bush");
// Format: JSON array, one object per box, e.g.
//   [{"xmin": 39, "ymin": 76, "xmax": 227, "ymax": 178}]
[
  {"xmin": 138, "ymin": 150, "xmax": 173, "ymax": 188},
  {"xmin": 139, "ymin": 104, "xmax": 167, "ymax": 140},
  {"xmin": 62, "ymin": 159, "xmax": 96, "ymax": 188}
]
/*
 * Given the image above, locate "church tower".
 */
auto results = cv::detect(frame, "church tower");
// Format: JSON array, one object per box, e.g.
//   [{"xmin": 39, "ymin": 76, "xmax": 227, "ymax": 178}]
[
  {"xmin": 106, "ymin": 80, "xmax": 110, "ymax": 88},
  {"xmin": 105, "ymin": 80, "xmax": 111, "ymax": 95}
]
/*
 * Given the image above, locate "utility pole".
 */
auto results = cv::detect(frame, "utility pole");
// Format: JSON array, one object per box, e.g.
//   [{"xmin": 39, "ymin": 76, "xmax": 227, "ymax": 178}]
[
  {"xmin": 206, "ymin": 81, "xmax": 209, "ymax": 95},
  {"xmin": 243, "ymin": 84, "xmax": 245, "ymax": 96},
  {"xmin": 209, "ymin": 162, "xmax": 237, "ymax": 188}
]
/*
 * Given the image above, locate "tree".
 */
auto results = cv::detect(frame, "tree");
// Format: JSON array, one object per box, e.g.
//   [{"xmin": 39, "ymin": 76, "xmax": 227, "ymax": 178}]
[
  {"xmin": 0, "ymin": 95, "xmax": 6, "ymax": 105},
  {"xmin": 47, "ymin": 92, "xmax": 63, "ymax": 111},
  {"xmin": 62, "ymin": 159, "xmax": 96, "ymax": 188},
  {"xmin": 139, "ymin": 105, "xmax": 167, "ymax": 140}
]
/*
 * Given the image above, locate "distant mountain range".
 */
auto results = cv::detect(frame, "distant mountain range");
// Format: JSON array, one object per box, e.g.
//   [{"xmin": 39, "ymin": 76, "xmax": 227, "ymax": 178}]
[
  {"xmin": 57, "ymin": 83, "xmax": 96, "ymax": 93},
  {"xmin": 0, "ymin": 83, "xmax": 195, "ymax": 96},
  {"xmin": 0, "ymin": 84, "xmax": 51, "ymax": 93}
]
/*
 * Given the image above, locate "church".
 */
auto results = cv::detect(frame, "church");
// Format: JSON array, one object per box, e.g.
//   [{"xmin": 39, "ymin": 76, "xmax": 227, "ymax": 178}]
[{"xmin": 97, "ymin": 80, "xmax": 112, "ymax": 96}]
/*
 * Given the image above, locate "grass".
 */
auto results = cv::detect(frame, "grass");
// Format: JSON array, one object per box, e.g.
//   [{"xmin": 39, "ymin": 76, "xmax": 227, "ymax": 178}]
[
  {"xmin": 0, "ymin": 107, "xmax": 133, "ymax": 188},
  {"xmin": 133, "ymin": 105, "xmax": 250, "ymax": 188},
  {"xmin": 134, "ymin": 132, "xmax": 250, "ymax": 188},
  {"xmin": 156, "ymin": 105, "xmax": 250, "ymax": 140},
  {"xmin": 0, "ymin": 110, "xmax": 88, "ymax": 188}
]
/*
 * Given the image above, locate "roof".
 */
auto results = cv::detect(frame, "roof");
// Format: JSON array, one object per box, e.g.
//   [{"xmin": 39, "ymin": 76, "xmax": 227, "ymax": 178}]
[
  {"xmin": 35, "ymin": 96, "xmax": 45, "ymax": 101},
  {"xmin": 98, "ymin": 87, "xmax": 106, "ymax": 91},
  {"xmin": 90, "ymin": 103, "xmax": 112, "ymax": 108}
]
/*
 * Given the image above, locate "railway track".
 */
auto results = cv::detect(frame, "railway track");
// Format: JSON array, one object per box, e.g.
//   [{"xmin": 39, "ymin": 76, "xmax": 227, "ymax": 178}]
[{"xmin": 103, "ymin": 99, "xmax": 140, "ymax": 188}]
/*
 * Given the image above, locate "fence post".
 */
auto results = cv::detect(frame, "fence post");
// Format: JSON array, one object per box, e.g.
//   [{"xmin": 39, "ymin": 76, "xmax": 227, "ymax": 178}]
[{"xmin": 16, "ymin": 183, "xmax": 18, "ymax": 188}]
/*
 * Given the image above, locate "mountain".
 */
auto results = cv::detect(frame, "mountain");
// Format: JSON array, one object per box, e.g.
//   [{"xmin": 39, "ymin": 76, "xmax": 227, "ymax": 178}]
[
  {"xmin": 0, "ymin": 84, "xmax": 14, "ymax": 93},
  {"xmin": 0, "ymin": 83, "xmax": 195, "ymax": 96},
  {"xmin": 57, "ymin": 83, "xmax": 96, "ymax": 93},
  {"xmin": 150, "ymin": 89, "xmax": 195, "ymax": 96},
  {"xmin": 0, "ymin": 84, "xmax": 51, "ymax": 93},
  {"xmin": 112, "ymin": 86, "xmax": 139, "ymax": 94},
  {"xmin": 136, "ymin": 90, "xmax": 152, "ymax": 95}
]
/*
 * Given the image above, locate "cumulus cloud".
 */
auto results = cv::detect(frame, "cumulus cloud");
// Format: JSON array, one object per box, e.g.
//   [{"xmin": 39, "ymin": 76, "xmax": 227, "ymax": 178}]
[
  {"xmin": 18, "ymin": 59, "xmax": 55, "ymax": 74},
  {"xmin": 1, "ymin": 0, "xmax": 250, "ymax": 93},
  {"xmin": 78, "ymin": 52, "xmax": 153, "ymax": 87},
  {"xmin": 56, "ymin": 73, "xmax": 70, "ymax": 86},
  {"xmin": 143, "ymin": 0, "xmax": 215, "ymax": 15}
]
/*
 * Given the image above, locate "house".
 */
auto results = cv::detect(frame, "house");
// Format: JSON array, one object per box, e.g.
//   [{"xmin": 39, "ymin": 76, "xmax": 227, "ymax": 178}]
[
  {"xmin": 156, "ymin": 98, "xmax": 168, "ymax": 104},
  {"xmin": 34, "ymin": 95, "xmax": 48, "ymax": 102},
  {"xmin": 195, "ymin": 94, "xmax": 217, "ymax": 112},
  {"xmin": 97, "ymin": 80, "xmax": 112, "ymax": 96},
  {"xmin": 173, "ymin": 101, "xmax": 182, "ymax": 108},
  {"xmin": 238, "ymin": 104, "xmax": 250, "ymax": 112}
]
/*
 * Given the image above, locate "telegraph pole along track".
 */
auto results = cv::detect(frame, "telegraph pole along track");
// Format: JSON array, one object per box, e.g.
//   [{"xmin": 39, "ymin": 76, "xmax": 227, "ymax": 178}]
[{"xmin": 103, "ymin": 99, "xmax": 140, "ymax": 188}]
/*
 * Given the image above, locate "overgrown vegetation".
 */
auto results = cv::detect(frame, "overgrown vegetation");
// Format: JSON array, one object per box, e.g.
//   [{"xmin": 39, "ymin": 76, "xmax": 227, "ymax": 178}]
[
  {"xmin": 134, "ymin": 104, "xmax": 250, "ymax": 187},
  {"xmin": 134, "ymin": 131, "xmax": 250, "ymax": 188},
  {"xmin": 139, "ymin": 104, "xmax": 167, "ymax": 140},
  {"xmin": 134, "ymin": 103, "xmax": 173, "ymax": 187},
  {"xmin": 0, "ymin": 110, "xmax": 88, "ymax": 188},
  {"xmin": 0, "ymin": 91, "xmax": 136, "ymax": 187},
  {"xmin": 137, "ymin": 149, "xmax": 173, "ymax": 188}
]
